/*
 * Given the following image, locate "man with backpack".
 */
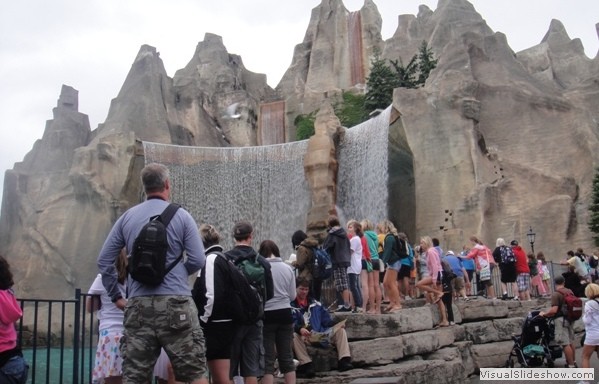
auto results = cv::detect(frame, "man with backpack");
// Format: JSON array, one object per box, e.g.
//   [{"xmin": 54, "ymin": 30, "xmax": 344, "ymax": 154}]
[
  {"xmin": 322, "ymin": 215, "xmax": 353, "ymax": 312},
  {"xmin": 225, "ymin": 221, "xmax": 274, "ymax": 384},
  {"xmin": 291, "ymin": 230, "xmax": 323, "ymax": 301},
  {"xmin": 97, "ymin": 163, "xmax": 208, "ymax": 384},
  {"xmin": 492, "ymin": 238, "xmax": 517, "ymax": 300},
  {"xmin": 539, "ymin": 275, "xmax": 581, "ymax": 368}
]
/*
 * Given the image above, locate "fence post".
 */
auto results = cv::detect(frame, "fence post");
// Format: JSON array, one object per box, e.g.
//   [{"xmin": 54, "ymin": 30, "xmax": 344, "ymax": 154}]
[{"xmin": 73, "ymin": 288, "xmax": 81, "ymax": 384}]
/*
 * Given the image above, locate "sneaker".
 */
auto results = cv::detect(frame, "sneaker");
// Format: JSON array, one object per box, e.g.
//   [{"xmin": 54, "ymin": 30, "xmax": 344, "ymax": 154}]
[
  {"xmin": 512, "ymin": 296, "xmax": 519, "ymax": 301},
  {"xmin": 352, "ymin": 307, "xmax": 364, "ymax": 314},
  {"xmin": 502, "ymin": 292, "xmax": 508, "ymax": 300},
  {"xmin": 338, "ymin": 357, "xmax": 353, "ymax": 372},
  {"xmin": 337, "ymin": 306, "xmax": 352, "ymax": 312},
  {"xmin": 405, "ymin": 296, "xmax": 413, "ymax": 301}
]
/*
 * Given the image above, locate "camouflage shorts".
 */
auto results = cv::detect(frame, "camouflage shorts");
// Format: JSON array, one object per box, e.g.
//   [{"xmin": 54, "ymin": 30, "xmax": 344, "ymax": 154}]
[{"xmin": 120, "ymin": 295, "xmax": 207, "ymax": 383}]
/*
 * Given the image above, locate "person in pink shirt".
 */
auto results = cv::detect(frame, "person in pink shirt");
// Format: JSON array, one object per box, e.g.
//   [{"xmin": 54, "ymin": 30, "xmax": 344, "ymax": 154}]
[
  {"xmin": 415, "ymin": 236, "xmax": 448, "ymax": 327},
  {"xmin": 0, "ymin": 255, "xmax": 28, "ymax": 384},
  {"xmin": 464, "ymin": 236, "xmax": 497, "ymax": 300}
]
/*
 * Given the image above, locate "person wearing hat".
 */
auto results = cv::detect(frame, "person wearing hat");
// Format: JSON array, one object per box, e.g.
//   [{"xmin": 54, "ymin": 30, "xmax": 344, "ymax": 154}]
[
  {"xmin": 443, "ymin": 250, "xmax": 470, "ymax": 301},
  {"xmin": 291, "ymin": 230, "xmax": 323, "ymax": 301},
  {"xmin": 539, "ymin": 275, "xmax": 577, "ymax": 368},
  {"xmin": 511, "ymin": 240, "xmax": 531, "ymax": 301},
  {"xmin": 225, "ymin": 221, "xmax": 274, "ymax": 383}
]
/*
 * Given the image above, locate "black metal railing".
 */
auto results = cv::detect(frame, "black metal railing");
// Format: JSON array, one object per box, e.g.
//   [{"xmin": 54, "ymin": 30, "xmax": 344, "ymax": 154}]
[{"xmin": 17, "ymin": 289, "xmax": 98, "ymax": 384}]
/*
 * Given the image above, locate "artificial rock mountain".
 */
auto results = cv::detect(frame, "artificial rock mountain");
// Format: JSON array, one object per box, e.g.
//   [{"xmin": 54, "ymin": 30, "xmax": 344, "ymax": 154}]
[{"xmin": 1, "ymin": 0, "xmax": 598, "ymax": 298}]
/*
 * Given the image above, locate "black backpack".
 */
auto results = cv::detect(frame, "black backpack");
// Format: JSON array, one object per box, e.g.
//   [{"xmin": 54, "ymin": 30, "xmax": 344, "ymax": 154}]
[
  {"xmin": 387, "ymin": 234, "xmax": 409, "ymax": 260},
  {"xmin": 499, "ymin": 246, "xmax": 516, "ymax": 264},
  {"xmin": 219, "ymin": 252, "xmax": 264, "ymax": 324},
  {"xmin": 128, "ymin": 203, "xmax": 183, "ymax": 286}
]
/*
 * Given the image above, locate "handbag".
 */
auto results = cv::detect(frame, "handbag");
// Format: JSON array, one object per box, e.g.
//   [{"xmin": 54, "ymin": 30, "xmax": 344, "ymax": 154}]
[{"xmin": 479, "ymin": 248, "xmax": 492, "ymax": 281}]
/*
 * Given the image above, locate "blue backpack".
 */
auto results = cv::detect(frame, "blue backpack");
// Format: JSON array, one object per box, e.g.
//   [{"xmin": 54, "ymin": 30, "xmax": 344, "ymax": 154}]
[{"xmin": 312, "ymin": 246, "xmax": 333, "ymax": 280}]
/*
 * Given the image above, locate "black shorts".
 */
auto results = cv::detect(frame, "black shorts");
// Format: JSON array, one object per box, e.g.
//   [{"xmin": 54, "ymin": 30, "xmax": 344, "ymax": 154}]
[
  {"xmin": 202, "ymin": 321, "xmax": 237, "ymax": 361},
  {"xmin": 398, "ymin": 264, "xmax": 411, "ymax": 279},
  {"xmin": 500, "ymin": 264, "xmax": 517, "ymax": 283},
  {"xmin": 371, "ymin": 259, "xmax": 380, "ymax": 271}
]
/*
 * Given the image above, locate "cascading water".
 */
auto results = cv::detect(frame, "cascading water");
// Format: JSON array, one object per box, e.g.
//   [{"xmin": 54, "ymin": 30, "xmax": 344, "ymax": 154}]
[
  {"xmin": 143, "ymin": 105, "xmax": 390, "ymax": 258},
  {"xmin": 347, "ymin": 11, "xmax": 365, "ymax": 86},
  {"xmin": 337, "ymin": 106, "xmax": 390, "ymax": 227},
  {"xmin": 143, "ymin": 140, "xmax": 311, "ymax": 258},
  {"xmin": 259, "ymin": 101, "xmax": 286, "ymax": 145}
]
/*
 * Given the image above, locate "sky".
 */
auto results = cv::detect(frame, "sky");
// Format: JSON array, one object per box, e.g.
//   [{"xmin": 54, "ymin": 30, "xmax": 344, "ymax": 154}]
[{"xmin": 0, "ymin": 0, "xmax": 597, "ymax": 202}]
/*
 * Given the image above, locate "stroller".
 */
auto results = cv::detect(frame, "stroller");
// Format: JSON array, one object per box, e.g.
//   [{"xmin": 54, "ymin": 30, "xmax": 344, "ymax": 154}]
[{"xmin": 505, "ymin": 310, "xmax": 562, "ymax": 367}]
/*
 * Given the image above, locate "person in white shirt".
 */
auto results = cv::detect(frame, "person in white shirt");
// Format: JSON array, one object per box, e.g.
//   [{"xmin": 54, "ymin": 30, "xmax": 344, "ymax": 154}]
[
  {"xmin": 581, "ymin": 283, "xmax": 599, "ymax": 377},
  {"xmin": 346, "ymin": 220, "xmax": 363, "ymax": 312},
  {"xmin": 87, "ymin": 249, "xmax": 127, "ymax": 384}
]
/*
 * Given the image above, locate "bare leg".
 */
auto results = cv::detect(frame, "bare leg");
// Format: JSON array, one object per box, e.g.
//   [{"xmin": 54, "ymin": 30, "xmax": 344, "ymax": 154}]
[
  {"xmin": 383, "ymin": 269, "xmax": 401, "ymax": 310},
  {"xmin": 207, "ymin": 359, "xmax": 230, "ymax": 384},
  {"xmin": 360, "ymin": 269, "xmax": 370, "ymax": 311},
  {"xmin": 372, "ymin": 270, "xmax": 382, "ymax": 313}
]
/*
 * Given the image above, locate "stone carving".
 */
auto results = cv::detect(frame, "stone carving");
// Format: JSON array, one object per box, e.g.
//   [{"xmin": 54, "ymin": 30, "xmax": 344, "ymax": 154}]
[{"xmin": 303, "ymin": 102, "xmax": 345, "ymax": 240}]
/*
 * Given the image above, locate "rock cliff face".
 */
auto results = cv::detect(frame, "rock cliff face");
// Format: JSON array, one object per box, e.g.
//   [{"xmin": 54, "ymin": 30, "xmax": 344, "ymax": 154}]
[
  {"xmin": 383, "ymin": 0, "xmax": 599, "ymax": 253},
  {"xmin": 0, "ymin": 40, "xmax": 275, "ymax": 298},
  {"xmin": 1, "ymin": 0, "xmax": 598, "ymax": 298},
  {"xmin": 276, "ymin": 0, "xmax": 383, "ymax": 140}
]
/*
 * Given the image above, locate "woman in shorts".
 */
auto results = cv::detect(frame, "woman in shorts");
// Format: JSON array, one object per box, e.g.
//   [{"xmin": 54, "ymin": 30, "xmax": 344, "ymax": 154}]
[
  {"xmin": 581, "ymin": 283, "xmax": 599, "ymax": 376},
  {"xmin": 192, "ymin": 224, "xmax": 236, "ymax": 384}
]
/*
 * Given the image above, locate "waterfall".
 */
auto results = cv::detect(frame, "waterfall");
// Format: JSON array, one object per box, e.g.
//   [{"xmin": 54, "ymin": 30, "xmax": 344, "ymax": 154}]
[
  {"xmin": 143, "ymin": 140, "xmax": 311, "ymax": 258},
  {"xmin": 337, "ymin": 106, "xmax": 390, "ymax": 226},
  {"xmin": 143, "ymin": 106, "xmax": 390, "ymax": 258},
  {"xmin": 347, "ymin": 11, "xmax": 365, "ymax": 86},
  {"xmin": 259, "ymin": 101, "xmax": 286, "ymax": 145}
]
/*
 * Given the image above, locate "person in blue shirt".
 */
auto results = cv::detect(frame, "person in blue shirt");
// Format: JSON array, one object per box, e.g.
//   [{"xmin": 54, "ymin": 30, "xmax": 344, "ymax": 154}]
[
  {"xmin": 291, "ymin": 278, "xmax": 353, "ymax": 378},
  {"xmin": 397, "ymin": 233, "xmax": 415, "ymax": 301},
  {"xmin": 443, "ymin": 251, "xmax": 470, "ymax": 301},
  {"xmin": 460, "ymin": 245, "xmax": 476, "ymax": 296}
]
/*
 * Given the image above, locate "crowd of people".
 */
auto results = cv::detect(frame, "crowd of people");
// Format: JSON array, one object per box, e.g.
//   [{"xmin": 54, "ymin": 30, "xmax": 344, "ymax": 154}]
[{"xmin": 3, "ymin": 161, "xmax": 599, "ymax": 383}]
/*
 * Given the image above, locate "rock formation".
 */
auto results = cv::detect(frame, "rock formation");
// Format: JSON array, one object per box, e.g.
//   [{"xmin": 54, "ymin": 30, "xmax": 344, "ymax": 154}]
[
  {"xmin": 384, "ymin": 0, "xmax": 599, "ymax": 253},
  {"xmin": 1, "ymin": 0, "xmax": 598, "ymax": 298},
  {"xmin": 303, "ymin": 102, "xmax": 345, "ymax": 240},
  {"xmin": 276, "ymin": 0, "xmax": 383, "ymax": 140}
]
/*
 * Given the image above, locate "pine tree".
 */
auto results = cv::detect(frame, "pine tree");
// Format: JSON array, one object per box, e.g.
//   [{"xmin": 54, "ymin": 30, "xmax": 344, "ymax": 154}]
[
  {"xmin": 364, "ymin": 52, "xmax": 397, "ymax": 114},
  {"xmin": 416, "ymin": 41, "xmax": 438, "ymax": 86},
  {"xmin": 390, "ymin": 55, "xmax": 418, "ymax": 89},
  {"xmin": 589, "ymin": 168, "xmax": 599, "ymax": 246}
]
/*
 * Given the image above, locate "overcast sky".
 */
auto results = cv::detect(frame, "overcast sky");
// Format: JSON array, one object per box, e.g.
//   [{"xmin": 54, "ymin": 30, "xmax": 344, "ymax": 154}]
[{"xmin": 0, "ymin": 0, "xmax": 597, "ymax": 201}]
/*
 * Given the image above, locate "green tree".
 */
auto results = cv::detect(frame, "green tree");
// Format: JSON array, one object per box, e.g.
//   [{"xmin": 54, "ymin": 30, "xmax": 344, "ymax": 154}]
[
  {"xmin": 364, "ymin": 52, "xmax": 397, "ymax": 114},
  {"xmin": 416, "ymin": 41, "xmax": 438, "ymax": 86},
  {"xmin": 589, "ymin": 168, "xmax": 599, "ymax": 246},
  {"xmin": 335, "ymin": 92, "xmax": 367, "ymax": 127},
  {"xmin": 389, "ymin": 55, "xmax": 418, "ymax": 89},
  {"xmin": 294, "ymin": 111, "xmax": 317, "ymax": 140}
]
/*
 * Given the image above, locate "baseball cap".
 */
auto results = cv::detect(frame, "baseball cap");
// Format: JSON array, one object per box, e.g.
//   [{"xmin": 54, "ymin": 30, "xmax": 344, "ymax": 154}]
[
  {"xmin": 510, "ymin": 240, "xmax": 518, "ymax": 246},
  {"xmin": 233, "ymin": 221, "xmax": 253, "ymax": 240}
]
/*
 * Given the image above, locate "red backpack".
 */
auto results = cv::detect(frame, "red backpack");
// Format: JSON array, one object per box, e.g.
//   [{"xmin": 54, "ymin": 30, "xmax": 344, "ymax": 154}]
[{"xmin": 557, "ymin": 288, "xmax": 583, "ymax": 322}]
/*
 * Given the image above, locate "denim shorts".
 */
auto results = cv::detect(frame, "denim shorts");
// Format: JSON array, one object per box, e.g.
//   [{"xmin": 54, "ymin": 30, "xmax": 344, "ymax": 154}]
[
  {"xmin": 387, "ymin": 260, "xmax": 402, "ymax": 272},
  {"xmin": 0, "ymin": 355, "xmax": 29, "ymax": 384}
]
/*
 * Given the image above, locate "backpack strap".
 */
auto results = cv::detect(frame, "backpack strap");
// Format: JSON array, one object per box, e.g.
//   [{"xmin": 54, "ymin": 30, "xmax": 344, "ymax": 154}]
[{"xmin": 161, "ymin": 204, "xmax": 183, "ymax": 275}]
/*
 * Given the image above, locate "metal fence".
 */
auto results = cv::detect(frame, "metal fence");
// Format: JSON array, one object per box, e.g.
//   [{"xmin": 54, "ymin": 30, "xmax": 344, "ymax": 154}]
[{"xmin": 17, "ymin": 289, "xmax": 98, "ymax": 384}]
